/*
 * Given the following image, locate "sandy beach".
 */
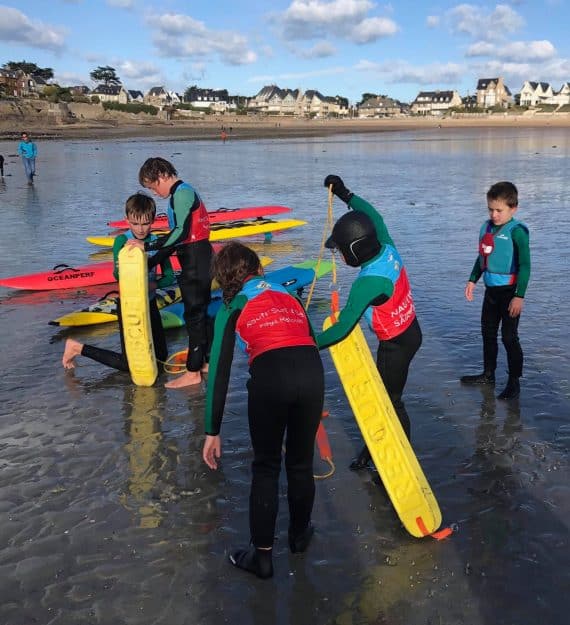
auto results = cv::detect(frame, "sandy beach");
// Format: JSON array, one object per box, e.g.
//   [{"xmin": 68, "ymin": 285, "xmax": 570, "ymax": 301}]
[{"xmin": 1, "ymin": 108, "xmax": 570, "ymax": 142}]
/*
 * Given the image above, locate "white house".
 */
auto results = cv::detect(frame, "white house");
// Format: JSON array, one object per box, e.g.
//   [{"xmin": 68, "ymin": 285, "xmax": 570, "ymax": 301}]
[
  {"xmin": 91, "ymin": 84, "xmax": 129, "ymax": 104},
  {"xmin": 411, "ymin": 90, "xmax": 462, "ymax": 115},
  {"xmin": 518, "ymin": 81, "xmax": 555, "ymax": 106}
]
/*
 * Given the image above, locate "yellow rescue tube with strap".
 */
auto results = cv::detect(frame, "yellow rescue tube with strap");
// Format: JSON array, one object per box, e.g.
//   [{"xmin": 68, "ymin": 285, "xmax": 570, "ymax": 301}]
[
  {"xmin": 118, "ymin": 246, "xmax": 158, "ymax": 386},
  {"xmin": 323, "ymin": 314, "xmax": 442, "ymax": 538}
]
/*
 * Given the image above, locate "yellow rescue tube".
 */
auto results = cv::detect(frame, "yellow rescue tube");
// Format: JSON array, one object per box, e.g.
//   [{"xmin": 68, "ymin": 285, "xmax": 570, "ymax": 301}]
[
  {"xmin": 323, "ymin": 314, "xmax": 442, "ymax": 538},
  {"xmin": 118, "ymin": 246, "xmax": 158, "ymax": 386}
]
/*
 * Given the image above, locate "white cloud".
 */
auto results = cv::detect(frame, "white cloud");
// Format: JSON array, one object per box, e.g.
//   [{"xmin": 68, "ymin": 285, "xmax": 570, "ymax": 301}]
[
  {"xmin": 248, "ymin": 65, "xmax": 346, "ymax": 84},
  {"xmin": 0, "ymin": 6, "xmax": 66, "ymax": 51},
  {"xmin": 106, "ymin": 0, "xmax": 134, "ymax": 8},
  {"xmin": 447, "ymin": 3, "xmax": 524, "ymax": 40},
  {"xmin": 355, "ymin": 59, "xmax": 465, "ymax": 85},
  {"xmin": 297, "ymin": 41, "xmax": 337, "ymax": 59},
  {"xmin": 350, "ymin": 17, "xmax": 398, "ymax": 43},
  {"xmin": 148, "ymin": 13, "xmax": 257, "ymax": 65},
  {"xmin": 471, "ymin": 57, "xmax": 570, "ymax": 89},
  {"xmin": 118, "ymin": 60, "xmax": 161, "ymax": 81},
  {"xmin": 467, "ymin": 39, "xmax": 556, "ymax": 63},
  {"xmin": 277, "ymin": 0, "xmax": 398, "ymax": 43},
  {"xmin": 426, "ymin": 15, "xmax": 440, "ymax": 28}
]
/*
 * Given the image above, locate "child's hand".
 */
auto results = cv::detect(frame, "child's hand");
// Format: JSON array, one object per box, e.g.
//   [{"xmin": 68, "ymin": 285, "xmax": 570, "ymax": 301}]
[
  {"xmin": 126, "ymin": 239, "xmax": 144, "ymax": 250},
  {"xmin": 508, "ymin": 296, "xmax": 524, "ymax": 317},
  {"xmin": 203, "ymin": 434, "xmax": 221, "ymax": 470},
  {"xmin": 465, "ymin": 281, "xmax": 476, "ymax": 301}
]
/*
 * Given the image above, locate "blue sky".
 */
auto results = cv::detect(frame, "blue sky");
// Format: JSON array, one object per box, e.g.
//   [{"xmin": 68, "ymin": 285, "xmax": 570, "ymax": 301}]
[{"xmin": 1, "ymin": 1, "xmax": 569, "ymax": 104}]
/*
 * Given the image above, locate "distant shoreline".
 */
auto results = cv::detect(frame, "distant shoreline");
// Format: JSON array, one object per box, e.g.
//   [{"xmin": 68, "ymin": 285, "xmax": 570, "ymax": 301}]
[{"xmin": 1, "ymin": 113, "xmax": 570, "ymax": 142}]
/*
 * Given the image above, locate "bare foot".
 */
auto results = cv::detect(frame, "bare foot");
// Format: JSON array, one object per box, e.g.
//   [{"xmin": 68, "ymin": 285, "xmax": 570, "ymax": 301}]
[
  {"xmin": 62, "ymin": 338, "xmax": 83, "ymax": 369},
  {"xmin": 165, "ymin": 370, "xmax": 202, "ymax": 388},
  {"xmin": 200, "ymin": 363, "xmax": 209, "ymax": 374}
]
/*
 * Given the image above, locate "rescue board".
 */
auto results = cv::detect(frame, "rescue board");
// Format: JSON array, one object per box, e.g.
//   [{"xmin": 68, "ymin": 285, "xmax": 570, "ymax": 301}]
[
  {"xmin": 118, "ymin": 246, "xmax": 157, "ymax": 386},
  {"xmin": 323, "ymin": 314, "xmax": 442, "ymax": 538},
  {"xmin": 87, "ymin": 218, "xmax": 307, "ymax": 248},
  {"xmin": 0, "ymin": 255, "xmax": 180, "ymax": 291},
  {"xmin": 161, "ymin": 259, "xmax": 334, "ymax": 329},
  {"xmin": 50, "ymin": 256, "xmax": 274, "ymax": 326},
  {"xmin": 108, "ymin": 205, "xmax": 292, "ymax": 230}
]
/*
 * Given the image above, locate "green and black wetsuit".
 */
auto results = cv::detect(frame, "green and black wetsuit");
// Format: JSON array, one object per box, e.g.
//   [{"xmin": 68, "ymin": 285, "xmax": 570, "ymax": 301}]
[{"xmin": 317, "ymin": 194, "xmax": 422, "ymax": 438}]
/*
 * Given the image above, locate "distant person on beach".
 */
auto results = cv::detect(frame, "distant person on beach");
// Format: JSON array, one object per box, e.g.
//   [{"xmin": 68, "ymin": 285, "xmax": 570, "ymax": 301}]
[
  {"xmin": 17, "ymin": 131, "xmax": 37, "ymax": 185},
  {"xmin": 137, "ymin": 157, "xmax": 213, "ymax": 388},
  {"xmin": 0, "ymin": 154, "xmax": 4, "ymax": 177},
  {"xmin": 202, "ymin": 242, "xmax": 324, "ymax": 579},
  {"xmin": 62, "ymin": 193, "xmax": 174, "ymax": 372},
  {"xmin": 317, "ymin": 175, "xmax": 422, "ymax": 469},
  {"xmin": 460, "ymin": 181, "xmax": 531, "ymax": 400}
]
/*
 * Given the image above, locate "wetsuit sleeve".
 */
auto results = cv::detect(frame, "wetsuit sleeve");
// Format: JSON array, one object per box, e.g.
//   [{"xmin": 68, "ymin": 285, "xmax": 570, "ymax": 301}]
[
  {"xmin": 513, "ymin": 225, "xmax": 530, "ymax": 298},
  {"xmin": 316, "ymin": 275, "xmax": 392, "ymax": 349},
  {"xmin": 112, "ymin": 234, "xmax": 128, "ymax": 281},
  {"xmin": 156, "ymin": 255, "xmax": 175, "ymax": 289},
  {"xmin": 468, "ymin": 258, "xmax": 482, "ymax": 283},
  {"xmin": 348, "ymin": 194, "xmax": 395, "ymax": 247},
  {"xmin": 204, "ymin": 296, "xmax": 245, "ymax": 435},
  {"xmin": 144, "ymin": 186, "xmax": 195, "ymax": 252}
]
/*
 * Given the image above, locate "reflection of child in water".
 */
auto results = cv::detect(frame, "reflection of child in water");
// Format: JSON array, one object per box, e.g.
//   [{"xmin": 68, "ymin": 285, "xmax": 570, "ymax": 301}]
[{"xmin": 62, "ymin": 193, "xmax": 174, "ymax": 372}]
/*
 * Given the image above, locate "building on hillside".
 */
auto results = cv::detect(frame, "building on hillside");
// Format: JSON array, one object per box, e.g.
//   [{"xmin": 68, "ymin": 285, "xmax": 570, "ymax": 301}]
[
  {"xmin": 358, "ymin": 96, "xmax": 402, "ymax": 117},
  {"xmin": 128, "ymin": 90, "xmax": 144, "ymax": 103},
  {"xmin": 247, "ymin": 85, "xmax": 282, "ymax": 113},
  {"xmin": 145, "ymin": 86, "xmax": 171, "ymax": 108},
  {"xmin": 553, "ymin": 82, "xmax": 570, "ymax": 105},
  {"xmin": 476, "ymin": 77, "xmax": 512, "ymax": 108},
  {"xmin": 518, "ymin": 81, "xmax": 554, "ymax": 106},
  {"xmin": 0, "ymin": 68, "xmax": 24, "ymax": 97},
  {"xmin": 411, "ymin": 90, "xmax": 462, "ymax": 115},
  {"xmin": 70, "ymin": 85, "xmax": 91, "ymax": 96},
  {"xmin": 91, "ymin": 84, "xmax": 129, "ymax": 104},
  {"xmin": 185, "ymin": 87, "xmax": 230, "ymax": 111}
]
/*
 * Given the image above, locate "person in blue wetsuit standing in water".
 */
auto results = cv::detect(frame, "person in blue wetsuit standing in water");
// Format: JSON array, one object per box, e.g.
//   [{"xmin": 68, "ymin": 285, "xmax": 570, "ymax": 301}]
[
  {"xmin": 202, "ymin": 242, "xmax": 324, "ymax": 579},
  {"xmin": 17, "ymin": 131, "xmax": 37, "ymax": 185}
]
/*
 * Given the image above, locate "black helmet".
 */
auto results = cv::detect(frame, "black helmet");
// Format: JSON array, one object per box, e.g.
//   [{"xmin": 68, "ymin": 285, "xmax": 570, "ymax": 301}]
[{"xmin": 325, "ymin": 211, "xmax": 380, "ymax": 266}]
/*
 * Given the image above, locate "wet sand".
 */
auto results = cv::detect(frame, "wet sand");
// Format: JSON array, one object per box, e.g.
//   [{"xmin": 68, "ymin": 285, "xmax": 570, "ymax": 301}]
[{"xmin": 2, "ymin": 111, "xmax": 570, "ymax": 142}]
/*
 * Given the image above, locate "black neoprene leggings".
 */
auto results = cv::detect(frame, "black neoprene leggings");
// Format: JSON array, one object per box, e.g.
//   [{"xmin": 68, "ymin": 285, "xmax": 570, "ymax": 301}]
[
  {"xmin": 376, "ymin": 317, "xmax": 422, "ymax": 438},
  {"xmin": 481, "ymin": 285, "xmax": 523, "ymax": 378},
  {"xmin": 176, "ymin": 240, "xmax": 214, "ymax": 372},
  {"xmin": 81, "ymin": 297, "xmax": 167, "ymax": 372},
  {"xmin": 246, "ymin": 346, "xmax": 324, "ymax": 548}
]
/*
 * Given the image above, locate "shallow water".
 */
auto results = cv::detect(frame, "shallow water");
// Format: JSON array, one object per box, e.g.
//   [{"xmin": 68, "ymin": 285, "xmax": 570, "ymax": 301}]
[{"xmin": 0, "ymin": 127, "xmax": 569, "ymax": 625}]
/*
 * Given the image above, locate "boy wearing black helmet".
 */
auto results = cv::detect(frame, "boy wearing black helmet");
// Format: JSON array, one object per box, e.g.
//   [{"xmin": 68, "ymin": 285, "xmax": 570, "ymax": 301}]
[{"xmin": 317, "ymin": 175, "xmax": 422, "ymax": 469}]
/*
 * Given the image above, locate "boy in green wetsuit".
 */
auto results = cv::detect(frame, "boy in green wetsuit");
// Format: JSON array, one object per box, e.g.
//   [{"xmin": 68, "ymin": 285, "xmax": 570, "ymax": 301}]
[
  {"xmin": 317, "ymin": 175, "xmax": 422, "ymax": 470},
  {"xmin": 461, "ymin": 181, "xmax": 531, "ymax": 400},
  {"xmin": 137, "ymin": 157, "xmax": 213, "ymax": 389},
  {"xmin": 62, "ymin": 193, "xmax": 174, "ymax": 372}
]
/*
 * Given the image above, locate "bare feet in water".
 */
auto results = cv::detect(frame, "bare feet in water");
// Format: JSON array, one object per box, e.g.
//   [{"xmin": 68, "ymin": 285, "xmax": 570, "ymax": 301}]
[
  {"xmin": 62, "ymin": 338, "xmax": 83, "ymax": 369},
  {"xmin": 165, "ymin": 370, "xmax": 202, "ymax": 388}
]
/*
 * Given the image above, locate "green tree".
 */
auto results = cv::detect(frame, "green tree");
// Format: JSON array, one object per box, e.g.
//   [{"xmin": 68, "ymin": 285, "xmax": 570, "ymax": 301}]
[
  {"xmin": 3, "ymin": 61, "xmax": 53, "ymax": 80},
  {"xmin": 90, "ymin": 66, "xmax": 121, "ymax": 86}
]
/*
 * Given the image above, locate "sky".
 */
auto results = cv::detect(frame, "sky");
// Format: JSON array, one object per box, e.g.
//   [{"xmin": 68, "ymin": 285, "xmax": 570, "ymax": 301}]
[{"xmin": 1, "ymin": 0, "xmax": 569, "ymax": 104}]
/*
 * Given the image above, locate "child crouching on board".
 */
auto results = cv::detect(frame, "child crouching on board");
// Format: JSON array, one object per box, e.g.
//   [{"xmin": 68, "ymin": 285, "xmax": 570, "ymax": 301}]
[{"xmin": 62, "ymin": 193, "xmax": 174, "ymax": 372}]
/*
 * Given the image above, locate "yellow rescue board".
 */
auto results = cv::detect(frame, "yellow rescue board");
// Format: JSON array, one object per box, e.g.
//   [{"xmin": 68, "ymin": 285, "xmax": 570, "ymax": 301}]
[
  {"xmin": 118, "ymin": 246, "xmax": 158, "ymax": 386},
  {"xmin": 323, "ymin": 314, "xmax": 442, "ymax": 538},
  {"xmin": 87, "ymin": 219, "xmax": 307, "ymax": 248}
]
